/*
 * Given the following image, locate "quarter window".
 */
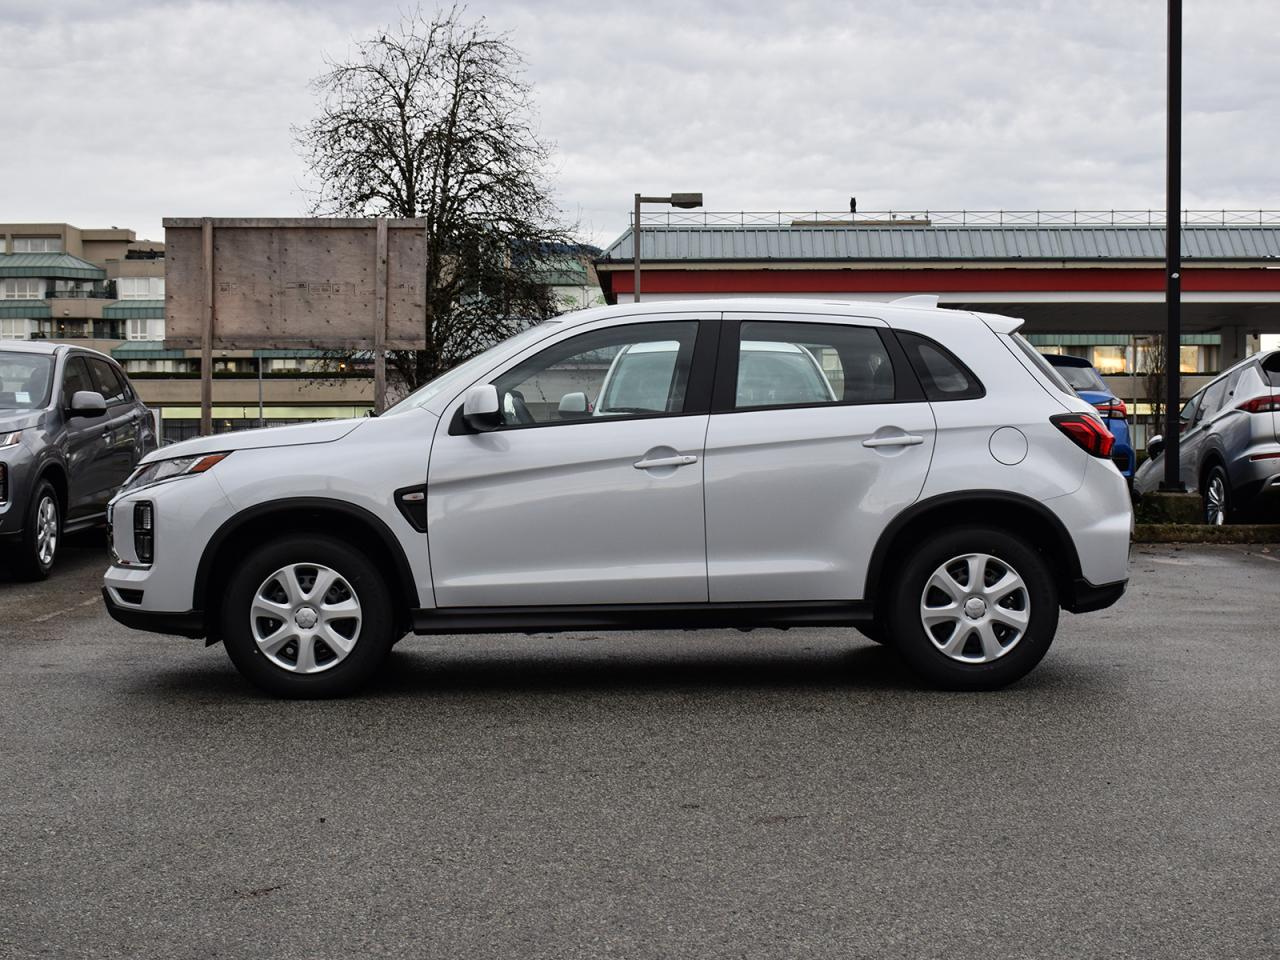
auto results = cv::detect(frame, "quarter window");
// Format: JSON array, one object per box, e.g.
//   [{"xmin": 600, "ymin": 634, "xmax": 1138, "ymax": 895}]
[
  {"xmin": 490, "ymin": 321, "xmax": 699, "ymax": 427},
  {"xmin": 733, "ymin": 321, "xmax": 892, "ymax": 409},
  {"xmin": 899, "ymin": 332, "xmax": 985, "ymax": 401}
]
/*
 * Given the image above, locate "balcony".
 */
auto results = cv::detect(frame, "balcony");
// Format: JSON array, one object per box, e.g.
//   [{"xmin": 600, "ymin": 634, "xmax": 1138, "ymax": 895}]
[{"xmin": 46, "ymin": 287, "xmax": 113, "ymax": 300}]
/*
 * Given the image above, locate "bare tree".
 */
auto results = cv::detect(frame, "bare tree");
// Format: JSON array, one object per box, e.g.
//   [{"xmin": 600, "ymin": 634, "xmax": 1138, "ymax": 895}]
[
  {"xmin": 296, "ymin": 5, "xmax": 578, "ymax": 392},
  {"xmin": 1143, "ymin": 333, "xmax": 1167, "ymax": 435}
]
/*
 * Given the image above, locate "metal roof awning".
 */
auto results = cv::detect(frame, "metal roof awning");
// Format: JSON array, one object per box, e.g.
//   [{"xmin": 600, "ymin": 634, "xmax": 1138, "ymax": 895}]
[
  {"xmin": 597, "ymin": 224, "xmax": 1280, "ymax": 264},
  {"xmin": 111, "ymin": 341, "xmax": 187, "ymax": 360},
  {"xmin": 0, "ymin": 253, "xmax": 107, "ymax": 280},
  {"xmin": 102, "ymin": 299, "xmax": 165, "ymax": 319},
  {"xmin": 0, "ymin": 302, "xmax": 52, "ymax": 319}
]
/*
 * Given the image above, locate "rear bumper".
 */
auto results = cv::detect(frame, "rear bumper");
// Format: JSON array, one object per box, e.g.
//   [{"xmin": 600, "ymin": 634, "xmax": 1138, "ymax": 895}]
[
  {"xmin": 102, "ymin": 587, "xmax": 206, "ymax": 639},
  {"xmin": 1063, "ymin": 577, "xmax": 1127, "ymax": 614}
]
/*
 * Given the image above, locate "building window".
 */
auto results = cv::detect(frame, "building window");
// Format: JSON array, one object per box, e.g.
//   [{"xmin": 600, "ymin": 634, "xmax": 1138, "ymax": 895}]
[
  {"xmin": 1, "ymin": 279, "xmax": 43, "ymax": 300},
  {"xmin": 0, "ymin": 318, "xmax": 30, "ymax": 340},
  {"xmin": 12, "ymin": 237, "xmax": 62, "ymax": 253},
  {"xmin": 1090, "ymin": 346, "xmax": 1127, "ymax": 376},
  {"xmin": 117, "ymin": 277, "xmax": 164, "ymax": 300}
]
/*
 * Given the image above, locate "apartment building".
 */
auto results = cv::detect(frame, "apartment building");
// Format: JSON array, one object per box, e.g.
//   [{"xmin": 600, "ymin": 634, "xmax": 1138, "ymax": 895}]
[{"xmin": 0, "ymin": 223, "xmax": 373, "ymax": 440}]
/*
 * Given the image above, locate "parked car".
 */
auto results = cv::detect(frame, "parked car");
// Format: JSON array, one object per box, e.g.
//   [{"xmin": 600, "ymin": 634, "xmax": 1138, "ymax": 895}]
[
  {"xmin": 102, "ymin": 299, "xmax": 1131, "ymax": 697},
  {"xmin": 1133, "ymin": 350, "xmax": 1280, "ymax": 524},
  {"xmin": 0, "ymin": 342, "xmax": 157, "ymax": 579},
  {"xmin": 1042, "ymin": 353, "xmax": 1136, "ymax": 479}
]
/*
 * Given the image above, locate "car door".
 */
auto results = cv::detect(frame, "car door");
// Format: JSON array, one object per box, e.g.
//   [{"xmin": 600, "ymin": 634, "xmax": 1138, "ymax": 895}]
[
  {"xmin": 1180, "ymin": 379, "xmax": 1226, "ymax": 491},
  {"xmin": 703, "ymin": 314, "xmax": 936, "ymax": 602},
  {"xmin": 426, "ymin": 315, "xmax": 718, "ymax": 607},
  {"xmin": 58, "ymin": 355, "xmax": 110, "ymax": 521},
  {"xmin": 83, "ymin": 356, "xmax": 139, "ymax": 502}
]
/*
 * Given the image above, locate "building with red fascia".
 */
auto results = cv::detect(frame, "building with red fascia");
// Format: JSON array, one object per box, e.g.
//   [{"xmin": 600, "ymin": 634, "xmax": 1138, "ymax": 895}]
[{"xmin": 595, "ymin": 210, "xmax": 1280, "ymax": 435}]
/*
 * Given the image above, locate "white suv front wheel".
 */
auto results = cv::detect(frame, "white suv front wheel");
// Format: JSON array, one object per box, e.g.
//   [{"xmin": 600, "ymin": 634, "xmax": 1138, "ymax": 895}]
[
  {"xmin": 887, "ymin": 527, "xmax": 1059, "ymax": 690},
  {"xmin": 221, "ymin": 535, "xmax": 395, "ymax": 698}
]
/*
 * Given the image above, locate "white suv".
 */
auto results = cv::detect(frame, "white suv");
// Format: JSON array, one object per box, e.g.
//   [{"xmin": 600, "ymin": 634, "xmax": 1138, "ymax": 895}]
[{"xmin": 102, "ymin": 299, "xmax": 1131, "ymax": 697}]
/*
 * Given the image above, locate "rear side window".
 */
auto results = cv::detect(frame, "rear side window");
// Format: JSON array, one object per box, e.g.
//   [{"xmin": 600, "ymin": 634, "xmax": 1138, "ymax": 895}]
[
  {"xmin": 898, "ymin": 332, "xmax": 985, "ymax": 401},
  {"xmin": 1263, "ymin": 353, "xmax": 1280, "ymax": 388},
  {"xmin": 734, "ymin": 321, "xmax": 894, "ymax": 409}
]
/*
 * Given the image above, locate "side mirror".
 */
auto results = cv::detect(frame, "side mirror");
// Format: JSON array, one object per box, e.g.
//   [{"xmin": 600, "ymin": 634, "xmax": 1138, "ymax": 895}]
[
  {"xmin": 1147, "ymin": 434, "xmax": 1164, "ymax": 459},
  {"xmin": 69, "ymin": 390, "xmax": 106, "ymax": 417},
  {"xmin": 462, "ymin": 384, "xmax": 501, "ymax": 433},
  {"xmin": 557, "ymin": 391, "xmax": 589, "ymax": 419}
]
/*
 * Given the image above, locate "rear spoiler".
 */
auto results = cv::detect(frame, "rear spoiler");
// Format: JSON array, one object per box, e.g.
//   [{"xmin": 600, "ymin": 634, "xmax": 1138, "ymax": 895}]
[{"xmin": 978, "ymin": 313, "xmax": 1025, "ymax": 335}]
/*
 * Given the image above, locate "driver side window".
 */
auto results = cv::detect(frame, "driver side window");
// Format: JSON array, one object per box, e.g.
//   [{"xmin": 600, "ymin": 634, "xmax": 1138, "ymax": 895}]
[{"xmin": 490, "ymin": 321, "xmax": 699, "ymax": 427}]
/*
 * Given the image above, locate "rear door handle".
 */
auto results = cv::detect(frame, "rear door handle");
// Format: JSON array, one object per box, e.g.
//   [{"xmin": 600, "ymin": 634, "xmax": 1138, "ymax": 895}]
[
  {"xmin": 634, "ymin": 454, "xmax": 698, "ymax": 470},
  {"xmin": 862, "ymin": 434, "xmax": 924, "ymax": 448}
]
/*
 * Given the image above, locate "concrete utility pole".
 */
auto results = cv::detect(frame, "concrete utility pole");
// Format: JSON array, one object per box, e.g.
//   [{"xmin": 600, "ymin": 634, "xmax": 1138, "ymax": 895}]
[{"xmin": 1161, "ymin": 0, "xmax": 1184, "ymax": 490}]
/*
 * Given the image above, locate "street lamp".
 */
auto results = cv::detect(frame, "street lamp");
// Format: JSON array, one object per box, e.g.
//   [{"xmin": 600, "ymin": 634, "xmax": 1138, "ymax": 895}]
[{"xmin": 633, "ymin": 192, "xmax": 703, "ymax": 302}]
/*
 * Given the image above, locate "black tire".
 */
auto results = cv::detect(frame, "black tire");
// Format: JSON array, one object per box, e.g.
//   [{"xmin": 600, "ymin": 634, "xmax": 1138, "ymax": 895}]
[
  {"xmin": 886, "ymin": 526, "xmax": 1059, "ymax": 691},
  {"xmin": 1202, "ymin": 464, "xmax": 1235, "ymax": 525},
  {"xmin": 221, "ymin": 534, "xmax": 396, "ymax": 698},
  {"xmin": 12, "ymin": 480, "xmax": 61, "ymax": 581}
]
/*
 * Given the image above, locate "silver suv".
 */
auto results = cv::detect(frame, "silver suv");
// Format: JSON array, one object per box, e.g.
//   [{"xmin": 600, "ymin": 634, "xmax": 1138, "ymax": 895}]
[
  {"xmin": 0, "ymin": 342, "xmax": 157, "ymax": 578},
  {"xmin": 103, "ymin": 299, "xmax": 1132, "ymax": 698},
  {"xmin": 1134, "ymin": 350, "xmax": 1280, "ymax": 523}
]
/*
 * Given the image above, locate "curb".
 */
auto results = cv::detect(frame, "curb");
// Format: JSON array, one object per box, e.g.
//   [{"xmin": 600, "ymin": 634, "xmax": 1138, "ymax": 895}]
[{"xmin": 1133, "ymin": 524, "xmax": 1280, "ymax": 544}]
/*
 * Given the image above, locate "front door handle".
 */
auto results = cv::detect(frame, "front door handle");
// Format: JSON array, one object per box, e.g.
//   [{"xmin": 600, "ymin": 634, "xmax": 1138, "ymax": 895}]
[
  {"xmin": 862, "ymin": 433, "xmax": 924, "ymax": 448},
  {"xmin": 634, "ymin": 454, "xmax": 698, "ymax": 470}
]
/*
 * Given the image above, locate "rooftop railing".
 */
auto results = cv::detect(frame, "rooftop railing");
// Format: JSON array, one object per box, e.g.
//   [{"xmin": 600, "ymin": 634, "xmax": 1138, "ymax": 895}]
[{"xmin": 633, "ymin": 209, "xmax": 1280, "ymax": 227}]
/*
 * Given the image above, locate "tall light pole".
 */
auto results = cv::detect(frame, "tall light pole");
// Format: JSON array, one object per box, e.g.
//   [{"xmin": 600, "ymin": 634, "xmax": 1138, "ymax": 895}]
[
  {"xmin": 633, "ymin": 192, "xmax": 703, "ymax": 302},
  {"xmin": 1161, "ymin": 0, "xmax": 1184, "ymax": 490}
]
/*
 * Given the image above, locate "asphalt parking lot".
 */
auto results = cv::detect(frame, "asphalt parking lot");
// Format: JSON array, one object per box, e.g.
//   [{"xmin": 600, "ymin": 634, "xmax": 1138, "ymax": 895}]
[{"xmin": 1, "ymin": 538, "xmax": 1277, "ymax": 960}]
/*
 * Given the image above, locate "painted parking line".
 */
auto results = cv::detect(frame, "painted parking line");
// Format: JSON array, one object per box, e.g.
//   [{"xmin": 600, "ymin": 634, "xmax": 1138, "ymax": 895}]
[{"xmin": 30, "ymin": 596, "xmax": 102, "ymax": 624}]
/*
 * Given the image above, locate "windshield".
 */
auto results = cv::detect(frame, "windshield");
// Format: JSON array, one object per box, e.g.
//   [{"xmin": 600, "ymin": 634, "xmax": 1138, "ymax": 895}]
[
  {"xmin": 0, "ymin": 352, "xmax": 53, "ymax": 410},
  {"xmin": 381, "ymin": 324, "xmax": 555, "ymax": 415},
  {"xmin": 1049, "ymin": 360, "xmax": 1108, "ymax": 393}
]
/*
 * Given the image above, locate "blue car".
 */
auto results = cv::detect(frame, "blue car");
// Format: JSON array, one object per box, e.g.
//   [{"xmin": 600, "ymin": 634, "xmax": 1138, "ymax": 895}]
[{"xmin": 1043, "ymin": 354, "xmax": 1136, "ymax": 478}]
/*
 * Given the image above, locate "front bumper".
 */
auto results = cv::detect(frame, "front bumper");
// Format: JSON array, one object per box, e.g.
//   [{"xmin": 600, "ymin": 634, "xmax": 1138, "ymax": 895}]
[
  {"xmin": 1063, "ymin": 577, "xmax": 1127, "ymax": 614},
  {"xmin": 101, "ymin": 587, "xmax": 206, "ymax": 639}
]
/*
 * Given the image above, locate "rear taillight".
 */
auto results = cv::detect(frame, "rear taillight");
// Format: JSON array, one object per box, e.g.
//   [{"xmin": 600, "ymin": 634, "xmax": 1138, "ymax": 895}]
[
  {"xmin": 1093, "ymin": 397, "xmax": 1127, "ymax": 419},
  {"xmin": 134, "ymin": 501, "xmax": 154, "ymax": 565},
  {"xmin": 1052, "ymin": 413, "xmax": 1116, "ymax": 458},
  {"xmin": 1236, "ymin": 394, "xmax": 1280, "ymax": 414}
]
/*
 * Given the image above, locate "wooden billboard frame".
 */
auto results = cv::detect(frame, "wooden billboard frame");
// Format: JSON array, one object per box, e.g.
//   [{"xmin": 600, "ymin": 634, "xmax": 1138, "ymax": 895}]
[{"xmin": 163, "ymin": 217, "xmax": 431, "ymax": 433}]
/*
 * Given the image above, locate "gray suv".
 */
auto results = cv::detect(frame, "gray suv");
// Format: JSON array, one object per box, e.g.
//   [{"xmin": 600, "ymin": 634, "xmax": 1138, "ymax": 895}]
[
  {"xmin": 1135, "ymin": 350, "xmax": 1280, "ymax": 523},
  {"xmin": 0, "ymin": 342, "xmax": 156, "ymax": 579}
]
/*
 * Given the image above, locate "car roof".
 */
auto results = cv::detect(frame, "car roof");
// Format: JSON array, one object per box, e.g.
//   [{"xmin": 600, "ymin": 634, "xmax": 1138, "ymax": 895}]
[
  {"xmin": 0, "ymin": 340, "xmax": 62, "ymax": 356},
  {"xmin": 622, "ymin": 338, "xmax": 809, "ymax": 356},
  {"xmin": 547, "ymin": 297, "xmax": 997, "ymax": 328},
  {"xmin": 0, "ymin": 340, "xmax": 117, "ymax": 363}
]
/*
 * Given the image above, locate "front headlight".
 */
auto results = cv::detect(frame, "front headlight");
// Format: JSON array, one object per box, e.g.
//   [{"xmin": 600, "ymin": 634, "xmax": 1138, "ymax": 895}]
[
  {"xmin": 0, "ymin": 431, "xmax": 21, "ymax": 448},
  {"xmin": 120, "ymin": 451, "xmax": 230, "ymax": 495}
]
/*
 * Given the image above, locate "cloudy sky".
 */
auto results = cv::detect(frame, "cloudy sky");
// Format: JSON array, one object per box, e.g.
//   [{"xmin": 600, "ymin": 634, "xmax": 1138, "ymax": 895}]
[{"xmin": 2, "ymin": 0, "xmax": 1277, "ymax": 248}]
